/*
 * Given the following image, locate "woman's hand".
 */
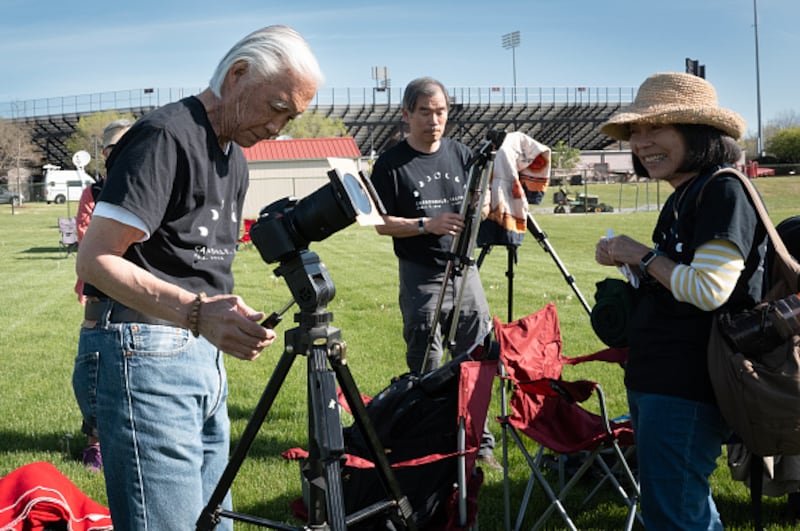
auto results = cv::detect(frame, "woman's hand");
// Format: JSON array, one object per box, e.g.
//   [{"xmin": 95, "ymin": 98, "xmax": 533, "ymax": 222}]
[{"xmin": 595, "ymin": 235, "xmax": 650, "ymax": 268}]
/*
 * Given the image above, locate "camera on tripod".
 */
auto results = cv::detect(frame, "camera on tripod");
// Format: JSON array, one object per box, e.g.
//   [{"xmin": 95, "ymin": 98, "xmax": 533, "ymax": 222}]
[
  {"xmin": 249, "ymin": 162, "xmax": 385, "ymax": 264},
  {"xmin": 719, "ymin": 294, "xmax": 800, "ymax": 356}
]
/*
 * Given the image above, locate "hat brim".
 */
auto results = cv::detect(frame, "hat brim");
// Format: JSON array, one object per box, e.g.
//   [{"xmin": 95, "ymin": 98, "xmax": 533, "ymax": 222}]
[{"xmin": 600, "ymin": 105, "xmax": 746, "ymax": 141}]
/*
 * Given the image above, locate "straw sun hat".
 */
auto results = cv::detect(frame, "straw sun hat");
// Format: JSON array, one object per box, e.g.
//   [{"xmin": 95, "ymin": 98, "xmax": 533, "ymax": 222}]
[{"xmin": 600, "ymin": 72, "xmax": 746, "ymax": 141}]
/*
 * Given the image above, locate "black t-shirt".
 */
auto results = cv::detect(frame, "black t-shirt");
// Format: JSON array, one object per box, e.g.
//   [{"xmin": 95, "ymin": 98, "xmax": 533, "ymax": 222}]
[
  {"xmin": 626, "ymin": 168, "xmax": 767, "ymax": 403},
  {"xmin": 370, "ymin": 138, "xmax": 472, "ymax": 267},
  {"xmin": 85, "ymin": 96, "xmax": 248, "ymax": 297}
]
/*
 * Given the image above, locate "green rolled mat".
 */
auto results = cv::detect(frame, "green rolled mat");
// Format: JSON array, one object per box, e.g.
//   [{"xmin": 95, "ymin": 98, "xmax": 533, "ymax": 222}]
[{"xmin": 591, "ymin": 278, "xmax": 636, "ymax": 348}]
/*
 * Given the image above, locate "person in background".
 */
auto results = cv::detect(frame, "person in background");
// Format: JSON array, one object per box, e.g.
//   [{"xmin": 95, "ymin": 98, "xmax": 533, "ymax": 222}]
[
  {"xmin": 595, "ymin": 72, "xmax": 767, "ymax": 530},
  {"xmin": 73, "ymin": 25, "xmax": 322, "ymax": 530},
  {"xmin": 369, "ymin": 76, "xmax": 500, "ymax": 471},
  {"xmin": 72, "ymin": 117, "xmax": 133, "ymax": 473},
  {"xmin": 74, "ymin": 119, "xmax": 133, "ymax": 305}
]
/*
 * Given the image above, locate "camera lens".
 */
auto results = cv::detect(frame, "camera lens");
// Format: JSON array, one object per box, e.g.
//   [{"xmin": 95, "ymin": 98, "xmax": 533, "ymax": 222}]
[{"xmin": 289, "ymin": 182, "xmax": 354, "ymax": 246}]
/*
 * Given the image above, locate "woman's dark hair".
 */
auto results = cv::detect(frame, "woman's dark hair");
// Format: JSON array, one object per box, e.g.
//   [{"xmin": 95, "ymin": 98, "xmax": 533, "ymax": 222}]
[{"xmin": 632, "ymin": 124, "xmax": 742, "ymax": 178}]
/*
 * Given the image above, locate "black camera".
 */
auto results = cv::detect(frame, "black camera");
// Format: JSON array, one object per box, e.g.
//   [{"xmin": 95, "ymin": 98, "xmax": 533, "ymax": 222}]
[
  {"xmin": 718, "ymin": 294, "xmax": 800, "ymax": 356},
  {"xmin": 249, "ymin": 167, "xmax": 385, "ymax": 264}
]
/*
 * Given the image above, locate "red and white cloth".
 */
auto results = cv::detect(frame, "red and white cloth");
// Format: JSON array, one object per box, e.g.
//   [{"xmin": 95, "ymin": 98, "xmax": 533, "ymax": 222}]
[
  {"xmin": 483, "ymin": 132, "xmax": 551, "ymax": 232},
  {"xmin": 0, "ymin": 461, "xmax": 113, "ymax": 531}
]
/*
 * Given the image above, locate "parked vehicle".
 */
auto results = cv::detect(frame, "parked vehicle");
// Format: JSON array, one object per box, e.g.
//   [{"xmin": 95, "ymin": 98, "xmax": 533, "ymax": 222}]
[
  {"xmin": 0, "ymin": 187, "xmax": 22, "ymax": 206},
  {"xmin": 553, "ymin": 188, "xmax": 614, "ymax": 214},
  {"xmin": 43, "ymin": 164, "xmax": 94, "ymax": 204}
]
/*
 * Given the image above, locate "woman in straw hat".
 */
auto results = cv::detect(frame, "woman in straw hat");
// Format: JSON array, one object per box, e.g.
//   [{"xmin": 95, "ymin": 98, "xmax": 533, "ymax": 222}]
[{"xmin": 595, "ymin": 72, "xmax": 767, "ymax": 530}]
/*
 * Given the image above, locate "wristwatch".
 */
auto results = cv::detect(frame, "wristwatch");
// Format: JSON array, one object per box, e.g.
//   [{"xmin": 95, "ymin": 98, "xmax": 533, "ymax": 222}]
[
  {"xmin": 417, "ymin": 218, "xmax": 427, "ymax": 235},
  {"xmin": 639, "ymin": 250, "xmax": 659, "ymax": 277}
]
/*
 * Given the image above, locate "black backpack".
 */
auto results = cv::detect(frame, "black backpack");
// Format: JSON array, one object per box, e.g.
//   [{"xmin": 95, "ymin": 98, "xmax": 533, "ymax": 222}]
[{"xmin": 341, "ymin": 357, "xmax": 472, "ymax": 530}]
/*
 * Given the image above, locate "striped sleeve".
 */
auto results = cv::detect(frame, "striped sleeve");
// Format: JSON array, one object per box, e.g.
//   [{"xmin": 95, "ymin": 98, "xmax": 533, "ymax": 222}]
[{"xmin": 670, "ymin": 239, "xmax": 745, "ymax": 311}]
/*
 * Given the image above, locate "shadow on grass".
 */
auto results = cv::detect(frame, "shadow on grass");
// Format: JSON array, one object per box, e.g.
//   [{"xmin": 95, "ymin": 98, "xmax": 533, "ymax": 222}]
[
  {"xmin": 18, "ymin": 246, "xmax": 74, "ymax": 258},
  {"xmin": 715, "ymin": 491, "xmax": 796, "ymax": 530},
  {"xmin": 228, "ymin": 491, "xmax": 305, "ymax": 529},
  {"xmin": 477, "ymin": 466, "xmax": 644, "ymax": 530},
  {"xmin": 0, "ymin": 429, "xmax": 85, "ymax": 460}
]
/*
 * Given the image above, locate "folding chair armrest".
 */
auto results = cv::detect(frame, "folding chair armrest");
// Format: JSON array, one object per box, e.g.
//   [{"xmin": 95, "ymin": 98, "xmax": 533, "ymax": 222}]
[
  {"xmin": 591, "ymin": 383, "xmax": 616, "ymax": 436},
  {"xmin": 517, "ymin": 378, "xmax": 597, "ymax": 403},
  {"xmin": 520, "ymin": 379, "xmax": 618, "ymax": 436}
]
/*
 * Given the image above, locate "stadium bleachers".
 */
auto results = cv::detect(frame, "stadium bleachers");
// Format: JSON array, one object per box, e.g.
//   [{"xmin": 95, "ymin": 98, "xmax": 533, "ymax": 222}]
[{"xmin": 1, "ymin": 85, "xmax": 634, "ymax": 168}]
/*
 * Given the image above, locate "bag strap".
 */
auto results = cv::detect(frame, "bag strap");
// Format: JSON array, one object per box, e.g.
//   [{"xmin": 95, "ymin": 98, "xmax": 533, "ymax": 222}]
[{"xmin": 709, "ymin": 168, "xmax": 800, "ymax": 294}]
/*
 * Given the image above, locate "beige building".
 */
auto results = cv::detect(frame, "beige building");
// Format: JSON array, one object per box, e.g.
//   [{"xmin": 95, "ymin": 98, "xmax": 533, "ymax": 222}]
[{"xmin": 241, "ymin": 137, "xmax": 363, "ymax": 219}]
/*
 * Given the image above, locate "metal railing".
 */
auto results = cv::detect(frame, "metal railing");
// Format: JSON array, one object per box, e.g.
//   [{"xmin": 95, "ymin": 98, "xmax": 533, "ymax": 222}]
[{"xmin": 1, "ymin": 85, "xmax": 636, "ymax": 119}]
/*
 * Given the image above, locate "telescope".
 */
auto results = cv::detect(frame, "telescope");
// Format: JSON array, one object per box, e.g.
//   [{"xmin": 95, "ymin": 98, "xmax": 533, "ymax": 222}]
[{"xmin": 197, "ymin": 161, "xmax": 418, "ymax": 530}]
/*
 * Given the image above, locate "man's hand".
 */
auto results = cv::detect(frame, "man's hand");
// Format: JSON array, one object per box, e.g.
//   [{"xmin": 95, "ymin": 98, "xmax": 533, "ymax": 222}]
[
  {"xmin": 196, "ymin": 294, "xmax": 276, "ymax": 360},
  {"xmin": 426, "ymin": 212, "xmax": 465, "ymax": 236}
]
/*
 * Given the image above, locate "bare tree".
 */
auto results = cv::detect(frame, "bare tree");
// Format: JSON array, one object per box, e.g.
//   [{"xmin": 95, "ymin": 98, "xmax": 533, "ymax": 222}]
[
  {"xmin": 0, "ymin": 119, "xmax": 41, "ymax": 187},
  {"xmin": 769, "ymin": 110, "xmax": 800, "ymax": 130}
]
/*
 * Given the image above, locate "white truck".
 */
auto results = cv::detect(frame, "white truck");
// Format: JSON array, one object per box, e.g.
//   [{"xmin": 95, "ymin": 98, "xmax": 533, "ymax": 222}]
[{"xmin": 43, "ymin": 164, "xmax": 95, "ymax": 204}]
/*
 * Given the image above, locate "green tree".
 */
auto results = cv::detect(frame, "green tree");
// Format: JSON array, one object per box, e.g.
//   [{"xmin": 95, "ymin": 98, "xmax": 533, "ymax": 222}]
[
  {"xmin": 766, "ymin": 127, "xmax": 800, "ymax": 163},
  {"xmin": 742, "ymin": 110, "xmax": 800, "ymax": 160},
  {"xmin": 550, "ymin": 140, "xmax": 581, "ymax": 170},
  {"xmin": 65, "ymin": 110, "xmax": 136, "ymax": 176},
  {"xmin": 280, "ymin": 111, "xmax": 347, "ymax": 138}
]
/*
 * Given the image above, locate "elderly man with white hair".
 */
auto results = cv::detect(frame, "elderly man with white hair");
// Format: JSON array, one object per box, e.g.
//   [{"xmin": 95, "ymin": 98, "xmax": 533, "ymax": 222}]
[{"xmin": 73, "ymin": 25, "xmax": 323, "ymax": 530}]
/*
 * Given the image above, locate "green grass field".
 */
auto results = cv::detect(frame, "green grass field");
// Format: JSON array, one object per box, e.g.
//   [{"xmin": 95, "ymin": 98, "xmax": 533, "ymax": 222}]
[{"xmin": 1, "ymin": 177, "xmax": 799, "ymax": 530}]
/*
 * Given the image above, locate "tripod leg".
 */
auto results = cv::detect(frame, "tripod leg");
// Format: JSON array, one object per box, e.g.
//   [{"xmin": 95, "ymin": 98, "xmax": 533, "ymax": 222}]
[
  {"xmin": 525, "ymin": 213, "xmax": 592, "ymax": 316},
  {"xmin": 421, "ymin": 259, "xmax": 457, "ymax": 371},
  {"xmin": 196, "ymin": 347, "xmax": 298, "ymax": 531},
  {"xmin": 329, "ymin": 348, "xmax": 418, "ymax": 531},
  {"xmin": 476, "ymin": 245, "xmax": 492, "ymax": 269},
  {"xmin": 306, "ymin": 343, "xmax": 347, "ymax": 530},
  {"xmin": 507, "ymin": 246, "xmax": 517, "ymax": 323}
]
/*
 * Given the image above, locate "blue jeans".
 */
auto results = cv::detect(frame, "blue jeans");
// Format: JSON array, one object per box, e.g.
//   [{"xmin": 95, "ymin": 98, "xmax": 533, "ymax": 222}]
[
  {"xmin": 73, "ymin": 349, "xmax": 100, "ymax": 439},
  {"xmin": 398, "ymin": 260, "xmax": 490, "ymax": 374},
  {"xmin": 74, "ymin": 319, "xmax": 232, "ymax": 531},
  {"xmin": 628, "ymin": 390, "xmax": 730, "ymax": 531}
]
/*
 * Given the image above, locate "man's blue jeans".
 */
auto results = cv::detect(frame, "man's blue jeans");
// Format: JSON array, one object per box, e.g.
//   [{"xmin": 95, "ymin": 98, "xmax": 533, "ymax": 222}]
[
  {"xmin": 628, "ymin": 390, "xmax": 730, "ymax": 531},
  {"xmin": 74, "ymin": 319, "xmax": 232, "ymax": 531}
]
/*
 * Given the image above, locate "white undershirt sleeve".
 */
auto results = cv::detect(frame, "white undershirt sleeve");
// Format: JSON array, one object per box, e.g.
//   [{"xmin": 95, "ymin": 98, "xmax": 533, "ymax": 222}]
[{"xmin": 92, "ymin": 202, "xmax": 151, "ymax": 241}]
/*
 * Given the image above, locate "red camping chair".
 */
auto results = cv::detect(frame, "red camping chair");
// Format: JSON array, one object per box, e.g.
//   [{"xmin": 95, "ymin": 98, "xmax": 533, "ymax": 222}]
[
  {"xmin": 239, "ymin": 218, "xmax": 256, "ymax": 245},
  {"xmin": 285, "ymin": 354, "xmax": 497, "ymax": 530},
  {"xmin": 493, "ymin": 302, "xmax": 640, "ymax": 531}
]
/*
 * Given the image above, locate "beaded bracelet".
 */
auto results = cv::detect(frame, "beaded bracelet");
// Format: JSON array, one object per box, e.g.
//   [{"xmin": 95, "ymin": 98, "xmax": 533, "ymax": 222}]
[{"xmin": 189, "ymin": 292, "xmax": 206, "ymax": 338}]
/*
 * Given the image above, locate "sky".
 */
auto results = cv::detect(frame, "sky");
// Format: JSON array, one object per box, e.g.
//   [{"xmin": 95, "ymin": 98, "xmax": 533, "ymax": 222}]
[{"xmin": 1, "ymin": 0, "xmax": 798, "ymax": 138}]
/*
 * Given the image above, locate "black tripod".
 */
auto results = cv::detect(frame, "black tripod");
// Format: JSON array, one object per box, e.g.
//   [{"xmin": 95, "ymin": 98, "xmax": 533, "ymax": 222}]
[
  {"xmin": 197, "ymin": 250, "xmax": 416, "ymax": 531},
  {"xmin": 476, "ymin": 212, "xmax": 592, "ymax": 319},
  {"xmin": 421, "ymin": 131, "xmax": 506, "ymax": 371}
]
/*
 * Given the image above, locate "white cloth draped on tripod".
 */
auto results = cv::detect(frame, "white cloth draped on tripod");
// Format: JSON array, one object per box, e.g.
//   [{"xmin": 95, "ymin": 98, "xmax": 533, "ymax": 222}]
[{"xmin": 483, "ymin": 132, "xmax": 551, "ymax": 233}]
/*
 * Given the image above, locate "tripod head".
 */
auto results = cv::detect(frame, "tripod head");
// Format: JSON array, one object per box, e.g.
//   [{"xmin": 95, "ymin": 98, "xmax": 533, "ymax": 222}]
[
  {"xmin": 465, "ymin": 129, "xmax": 506, "ymax": 174},
  {"xmin": 450, "ymin": 129, "xmax": 507, "ymax": 267}
]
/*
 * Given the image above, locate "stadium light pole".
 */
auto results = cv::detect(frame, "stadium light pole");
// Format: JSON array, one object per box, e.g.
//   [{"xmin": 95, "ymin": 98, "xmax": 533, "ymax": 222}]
[
  {"xmin": 502, "ymin": 31, "xmax": 521, "ymax": 102},
  {"xmin": 753, "ymin": 0, "xmax": 764, "ymax": 158}
]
